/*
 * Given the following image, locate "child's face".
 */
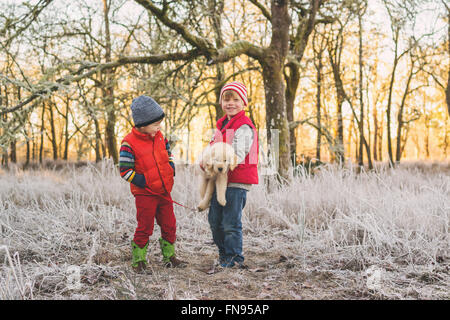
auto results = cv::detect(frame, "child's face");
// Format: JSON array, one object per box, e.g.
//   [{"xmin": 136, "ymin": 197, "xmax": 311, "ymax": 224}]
[
  {"xmin": 137, "ymin": 120, "xmax": 162, "ymax": 137},
  {"xmin": 221, "ymin": 90, "xmax": 244, "ymax": 118}
]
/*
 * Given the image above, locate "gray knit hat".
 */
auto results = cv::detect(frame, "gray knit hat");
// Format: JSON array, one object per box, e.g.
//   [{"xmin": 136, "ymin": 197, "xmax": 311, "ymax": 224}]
[{"xmin": 131, "ymin": 95, "xmax": 165, "ymax": 127}]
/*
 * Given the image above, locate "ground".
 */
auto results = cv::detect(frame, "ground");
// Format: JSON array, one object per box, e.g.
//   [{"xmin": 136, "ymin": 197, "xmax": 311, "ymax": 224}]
[{"xmin": 0, "ymin": 160, "xmax": 448, "ymax": 299}]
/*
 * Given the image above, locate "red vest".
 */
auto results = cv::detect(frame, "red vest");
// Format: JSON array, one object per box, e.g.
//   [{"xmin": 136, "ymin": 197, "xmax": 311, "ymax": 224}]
[
  {"xmin": 212, "ymin": 110, "xmax": 259, "ymax": 184},
  {"xmin": 122, "ymin": 128, "xmax": 174, "ymax": 196}
]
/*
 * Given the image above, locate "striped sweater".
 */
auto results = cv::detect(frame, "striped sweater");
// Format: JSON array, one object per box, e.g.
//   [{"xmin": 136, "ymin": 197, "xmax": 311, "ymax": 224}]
[{"xmin": 119, "ymin": 138, "xmax": 175, "ymax": 188}]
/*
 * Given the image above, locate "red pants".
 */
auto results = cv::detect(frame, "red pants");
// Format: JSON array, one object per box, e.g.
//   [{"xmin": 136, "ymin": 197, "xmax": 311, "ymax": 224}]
[{"xmin": 133, "ymin": 195, "xmax": 176, "ymax": 248}]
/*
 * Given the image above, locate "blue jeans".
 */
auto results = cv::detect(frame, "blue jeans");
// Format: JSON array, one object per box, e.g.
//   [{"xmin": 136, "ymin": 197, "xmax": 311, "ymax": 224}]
[{"xmin": 208, "ymin": 187, "xmax": 247, "ymax": 267}]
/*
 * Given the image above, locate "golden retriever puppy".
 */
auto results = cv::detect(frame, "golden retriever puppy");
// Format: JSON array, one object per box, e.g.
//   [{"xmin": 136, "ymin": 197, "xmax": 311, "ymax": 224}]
[{"xmin": 197, "ymin": 142, "xmax": 238, "ymax": 211}]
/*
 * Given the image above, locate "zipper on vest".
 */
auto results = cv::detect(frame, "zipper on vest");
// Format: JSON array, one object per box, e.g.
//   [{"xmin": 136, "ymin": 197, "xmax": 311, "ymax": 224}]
[{"xmin": 152, "ymin": 137, "xmax": 170, "ymax": 195}]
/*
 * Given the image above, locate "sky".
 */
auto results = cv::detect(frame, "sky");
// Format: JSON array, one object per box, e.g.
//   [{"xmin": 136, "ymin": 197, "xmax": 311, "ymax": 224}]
[{"xmin": 367, "ymin": 0, "xmax": 447, "ymax": 45}]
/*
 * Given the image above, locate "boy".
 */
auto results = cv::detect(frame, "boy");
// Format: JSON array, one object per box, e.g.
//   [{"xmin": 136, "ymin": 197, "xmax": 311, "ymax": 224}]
[
  {"xmin": 120, "ymin": 95, "xmax": 186, "ymax": 272},
  {"xmin": 204, "ymin": 81, "xmax": 259, "ymax": 268}
]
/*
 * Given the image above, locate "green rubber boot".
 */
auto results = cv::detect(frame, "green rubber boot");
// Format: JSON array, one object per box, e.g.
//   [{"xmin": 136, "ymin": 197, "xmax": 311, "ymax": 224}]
[
  {"xmin": 131, "ymin": 241, "xmax": 148, "ymax": 272},
  {"xmin": 159, "ymin": 238, "xmax": 187, "ymax": 268}
]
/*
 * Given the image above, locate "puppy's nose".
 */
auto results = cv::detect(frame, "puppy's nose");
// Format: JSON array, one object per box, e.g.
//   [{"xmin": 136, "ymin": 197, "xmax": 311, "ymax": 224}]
[{"xmin": 218, "ymin": 167, "xmax": 223, "ymax": 172}]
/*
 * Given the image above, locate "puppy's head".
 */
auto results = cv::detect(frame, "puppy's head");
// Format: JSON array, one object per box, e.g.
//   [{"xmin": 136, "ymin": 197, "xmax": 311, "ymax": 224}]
[
  {"xmin": 213, "ymin": 160, "xmax": 227, "ymax": 174},
  {"xmin": 209, "ymin": 142, "xmax": 239, "ymax": 174}
]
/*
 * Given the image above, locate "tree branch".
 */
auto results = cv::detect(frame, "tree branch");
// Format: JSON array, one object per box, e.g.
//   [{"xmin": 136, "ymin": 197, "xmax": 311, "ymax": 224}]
[
  {"xmin": 0, "ymin": 49, "xmax": 200, "ymax": 115},
  {"xmin": 249, "ymin": 0, "xmax": 272, "ymax": 22},
  {"xmin": 134, "ymin": 0, "xmax": 214, "ymax": 55},
  {"xmin": 1, "ymin": 0, "xmax": 53, "ymax": 47},
  {"xmin": 289, "ymin": 116, "xmax": 316, "ymax": 129},
  {"xmin": 206, "ymin": 40, "xmax": 264, "ymax": 65}
]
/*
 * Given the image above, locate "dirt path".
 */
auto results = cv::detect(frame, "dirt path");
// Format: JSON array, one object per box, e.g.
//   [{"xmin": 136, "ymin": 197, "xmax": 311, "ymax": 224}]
[{"xmin": 77, "ymin": 238, "xmax": 448, "ymax": 300}]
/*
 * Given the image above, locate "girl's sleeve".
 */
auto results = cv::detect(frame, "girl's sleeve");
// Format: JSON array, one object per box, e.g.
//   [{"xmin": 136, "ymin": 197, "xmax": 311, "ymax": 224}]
[{"xmin": 119, "ymin": 141, "xmax": 147, "ymax": 188}]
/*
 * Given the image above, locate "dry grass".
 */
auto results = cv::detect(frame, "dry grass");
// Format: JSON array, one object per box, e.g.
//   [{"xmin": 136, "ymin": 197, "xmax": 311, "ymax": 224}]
[{"xmin": 0, "ymin": 159, "xmax": 448, "ymax": 300}]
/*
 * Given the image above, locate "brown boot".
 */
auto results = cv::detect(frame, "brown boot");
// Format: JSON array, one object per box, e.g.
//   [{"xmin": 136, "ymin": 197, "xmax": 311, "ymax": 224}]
[
  {"xmin": 132, "ymin": 261, "xmax": 146, "ymax": 273},
  {"xmin": 131, "ymin": 241, "xmax": 148, "ymax": 273},
  {"xmin": 159, "ymin": 237, "xmax": 187, "ymax": 268},
  {"xmin": 164, "ymin": 255, "xmax": 187, "ymax": 268}
]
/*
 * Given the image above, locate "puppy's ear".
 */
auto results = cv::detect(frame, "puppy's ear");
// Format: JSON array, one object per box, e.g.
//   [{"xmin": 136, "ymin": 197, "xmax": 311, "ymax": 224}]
[{"xmin": 201, "ymin": 145, "xmax": 212, "ymax": 165}]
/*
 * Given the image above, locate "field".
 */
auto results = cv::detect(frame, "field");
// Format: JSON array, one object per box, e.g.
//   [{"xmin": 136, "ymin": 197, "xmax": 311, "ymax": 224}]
[{"xmin": 0, "ymin": 160, "xmax": 448, "ymax": 300}]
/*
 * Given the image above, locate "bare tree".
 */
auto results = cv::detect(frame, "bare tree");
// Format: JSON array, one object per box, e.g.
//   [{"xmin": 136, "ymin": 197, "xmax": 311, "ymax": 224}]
[
  {"xmin": 444, "ymin": 0, "xmax": 450, "ymax": 116},
  {"xmin": 134, "ymin": 0, "xmax": 295, "ymax": 179},
  {"xmin": 0, "ymin": 0, "xmax": 53, "ymax": 47},
  {"xmin": 382, "ymin": 0, "xmax": 421, "ymax": 166},
  {"xmin": 356, "ymin": 0, "xmax": 367, "ymax": 168},
  {"xmin": 325, "ymin": 2, "xmax": 373, "ymax": 168},
  {"xmin": 284, "ymin": 0, "xmax": 324, "ymax": 164},
  {"xmin": 395, "ymin": 43, "xmax": 425, "ymax": 163},
  {"xmin": 312, "ymin": 25, "xmax": 327, "ymax": 161}
]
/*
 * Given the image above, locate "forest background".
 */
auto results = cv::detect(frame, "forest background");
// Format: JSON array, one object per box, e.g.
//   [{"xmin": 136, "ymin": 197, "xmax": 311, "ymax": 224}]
[{"xmin": 0, "ymin": 0, "xmax": 448, "ymax": 176}]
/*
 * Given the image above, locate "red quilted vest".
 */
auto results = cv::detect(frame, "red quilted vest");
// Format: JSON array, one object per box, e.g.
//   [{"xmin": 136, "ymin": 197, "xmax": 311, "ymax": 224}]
[
  {"xmin": 122, "ymin": 128, "xmax": 174, "ymax": 196},
  {"xmin": 212, "ymin": 110, "xmax": 259, "ymax": 184}
]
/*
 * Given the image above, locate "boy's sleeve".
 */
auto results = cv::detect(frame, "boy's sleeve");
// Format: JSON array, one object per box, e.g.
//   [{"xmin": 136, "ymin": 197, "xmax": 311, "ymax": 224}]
[
  {"xmin": 232, "ymin": 125, "xmax": 254, "ymax": 164},
  {"xmin": 119, "ymin": 141, "xmax": 147, "ymax": 188},
  {"xmin": 165, "ymin": 138, "xmax": 175, "ymax": 176}
]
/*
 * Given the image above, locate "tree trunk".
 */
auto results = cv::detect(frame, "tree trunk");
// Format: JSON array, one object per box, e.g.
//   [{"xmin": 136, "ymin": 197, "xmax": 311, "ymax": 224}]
[
  {"xmin": 94, "ymin": 117, "xmax": 102, "ymax": 162},
  {"xmin": 349, "ymin": 114, "xmax": 356, "ymax": 160},
  {"xmin": 39, "ymin": 103, "xmax": 45, "ymax": 164},
  {"xmin": 48, "ymin": 101, "xmax": 58, "ymax": 160},
  {"xmin": 284, "ymin": 0, "xmax": 321, "ymax": 165},
  {"xmin": 214, "ymin": 64, "xmax": 225, "ymax": 122},
  {"xmin": 20, "ymin": 84, "xmax": 29, "ymax": 167},
  {"xmin": 9, "ymin": 87, "xmax": 17, "ymax": 164},
  {"xmin": 395, "ymin": 67, "xmax": 414, "ymax": 163},
  {"xmin": 373, "ymin": 105, "xmax": 379, "ymax": 161},
  {"xmin": 9, "ymin": 141, "xmax": 16, "ymax": 163},
  {"xmin": 378, "ymin": 121, "xmax": 383, "ymax": 162},
  {"xmin": 358, "ymin": 12, "xmax": 364, "ymax": 168},
  {"xmin": 32, "ymin": 126, "xmax": 36, "ymax": 162},
  {"xmin": 285, "ymin": 66, "xmax": 300, "ymax": 164},
  {"xmin": 425, "ymin": 115, "xmax": 430, "ymax": 158},
  {"xmin": 88, "ymin": 88, "xmax": 103, "ymax": 162},
  {"xmin": 261, "ymin": 0, "xmax": 292, "ymax": 179},
  {"xmin": 315, "ymin": 49, "xmax": 322, "ymax": 161},
  {"xmin": 104, "ymin": 91, "xmax": 117, "ymax": 163},
  {"xmin": 2, "ymin": 86, "xmax": 11, "ymax": 166},
  {"xmin": 329, "ymin": 33, "xmax": 372, "ymax": 169},
  {"xmin": 209, "ymin": 0, "xmax": 225, "ymax": 122},
  {"xmin": 329, "ymin": 58, "xmax": 345, "ymax": 164},
  {"xmin": 358, "ymin": 10, "xmax": 373, "ymax": 170},
  {"xmin": 446, "ymin": 7, "xmax": 450, "ymax": 116},
  {"xmin": 25, "ymin": 132, "xmax": 30, "ymax": 167},
  {"xmin": 103, "ymin": 0, "xmax": 118, "ymax": 164},
  {"xmin": 443, "ymin": 112, "xmax": 449, "ymax": 158},
  {"xmin": 30, "ymin": 125, "xmax": 36, "ymax": 163},
  {"xmin": 386, "ymin": 28, "xmax": 400, "ymax": 167},
  {"xmin": 63, "ymin": 96, "xmax": 70, "ymax": 160},
  {"xmin": 0, "ymin": 86, "xmax": 6, "ymax": 167}
]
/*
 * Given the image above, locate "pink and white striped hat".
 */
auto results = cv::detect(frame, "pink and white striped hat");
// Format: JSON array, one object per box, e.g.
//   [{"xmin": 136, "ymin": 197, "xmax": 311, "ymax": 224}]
[{"xmin": 219, "ymin": 81, "xmax": 248, "ymax": 106}]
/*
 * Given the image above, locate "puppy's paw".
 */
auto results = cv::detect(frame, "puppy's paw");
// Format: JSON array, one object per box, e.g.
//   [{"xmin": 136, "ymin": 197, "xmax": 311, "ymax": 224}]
[
  {"xmin": 217, "ymin": 197, "xmax": 227, "ymax": 207},
  {"xmin": 197, "ymin": 201, "xmax": 209, "ymax": 212}
]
